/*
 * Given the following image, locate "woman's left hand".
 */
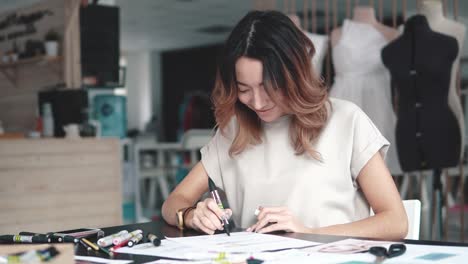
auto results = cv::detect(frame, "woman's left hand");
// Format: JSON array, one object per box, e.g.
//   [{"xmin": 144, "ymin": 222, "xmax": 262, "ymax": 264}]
[{"xmin": 246, "ymin": 206, "xmax": 310, "ymax": 233}]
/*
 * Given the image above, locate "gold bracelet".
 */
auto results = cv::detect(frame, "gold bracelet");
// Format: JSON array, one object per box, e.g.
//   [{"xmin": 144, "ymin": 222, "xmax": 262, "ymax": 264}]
[
  {"xmin": 182, "ymin": 206, "xmax": 196, "ymax": 229},
  {"xmin": 176, "ymin": 206, "xmax": 196, "ymax": 230}
]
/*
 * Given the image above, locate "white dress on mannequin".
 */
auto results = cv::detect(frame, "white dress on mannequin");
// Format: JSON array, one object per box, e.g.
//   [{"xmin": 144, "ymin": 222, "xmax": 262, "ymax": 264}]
[
  {"xmin": 330, "ymin": 19, "xmax": 402, "ymax": 174},
  {"xmin": 288, "ymin": 14, "xmax": 328, "ymax": 77},
  {"xmin": 304, "ymin": 32, "xmax": 328, "ymax": 76}
]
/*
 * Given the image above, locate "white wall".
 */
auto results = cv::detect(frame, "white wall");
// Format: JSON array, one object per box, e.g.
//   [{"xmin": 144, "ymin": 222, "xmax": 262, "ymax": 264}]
[
  {"xmin": 125, "ymin": 51, "xmax": 152, "ymax": 131},
  {"xmin": 459, "ymin": 17, "xmax": 468, "ymax": 60}
]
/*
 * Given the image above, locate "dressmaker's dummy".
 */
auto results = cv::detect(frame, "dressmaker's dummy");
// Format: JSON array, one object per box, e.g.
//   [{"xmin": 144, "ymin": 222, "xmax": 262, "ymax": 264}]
[
  {"xmin": 381, "ymin": 15, "xmax": 460, "ymax": 171},
  {"xmin": 420, "ymin": 0, "xmax": 466, "ymax": 161},
  {"xmin": 330, "ymin": 6, "xmax": 399, "ymax": 47},
  {"xmin": 288, "ymin": 14, "xmax": 328, "ymax": 76},
  {"xmin": 329, "ymin": 6, "xmax": 402, "ymax": 174}
]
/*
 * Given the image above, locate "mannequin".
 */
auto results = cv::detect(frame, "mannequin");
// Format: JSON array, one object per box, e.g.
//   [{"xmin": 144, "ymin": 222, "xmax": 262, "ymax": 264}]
[
  {"xmin": 420, "ymin": 0, "xmax": 466, "ymax": 161},
  {"xmin": 329, "ymin": 5, "xmax": 402, "ymax": 174},
  {"xmin": 381, "ymin": 15, "xmax": 460, "ymax": 171},
  {"xmin": 288, "ymin": 14, "xmax": 328, "ymax": 76},
  {"xmin": 331, "ymin": 6, "xmax": 399, "ymax": 47}
]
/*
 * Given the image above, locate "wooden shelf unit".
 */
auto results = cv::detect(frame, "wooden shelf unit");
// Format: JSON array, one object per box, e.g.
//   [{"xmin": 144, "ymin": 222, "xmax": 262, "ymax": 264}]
[{"xmin": 0, "ymin": 55, "xmax": 63, "ymax": 87}]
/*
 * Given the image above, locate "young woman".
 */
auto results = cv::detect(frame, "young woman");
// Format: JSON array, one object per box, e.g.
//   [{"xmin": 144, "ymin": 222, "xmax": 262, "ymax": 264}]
[{"xmin": 162, "ymin": 10, "xmax": 408, "ymax": 240}]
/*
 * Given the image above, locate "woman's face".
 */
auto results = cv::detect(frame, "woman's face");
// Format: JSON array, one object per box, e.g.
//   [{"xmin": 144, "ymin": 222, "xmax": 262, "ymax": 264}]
[{"xmin": 235, "ymin": 56, "xmax": 286, "ymax": 123}]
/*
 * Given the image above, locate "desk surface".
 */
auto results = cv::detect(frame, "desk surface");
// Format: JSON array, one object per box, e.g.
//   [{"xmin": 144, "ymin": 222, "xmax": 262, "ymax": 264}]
[{"xmin": 76, "ymin": 221, "xmax": 468, "ymax": 263}]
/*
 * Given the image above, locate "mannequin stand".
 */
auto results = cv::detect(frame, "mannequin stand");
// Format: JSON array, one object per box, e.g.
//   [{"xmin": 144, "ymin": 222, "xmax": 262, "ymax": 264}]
[{"xmin": 431, "ymin": 168, "xmax": 443, "ymax": 240}]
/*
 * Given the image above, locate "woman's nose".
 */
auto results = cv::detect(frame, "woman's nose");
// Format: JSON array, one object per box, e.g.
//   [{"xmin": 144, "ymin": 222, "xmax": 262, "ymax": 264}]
[{"xmin": 252, "ymin": 89, "xmax": 269, "ymax": 110}]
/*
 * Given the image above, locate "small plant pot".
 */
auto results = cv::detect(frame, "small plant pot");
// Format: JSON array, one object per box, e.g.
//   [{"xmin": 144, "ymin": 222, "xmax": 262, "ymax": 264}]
[{"xmin": 45, "ymin": 41, "xmax": 59, "ymax": 57}]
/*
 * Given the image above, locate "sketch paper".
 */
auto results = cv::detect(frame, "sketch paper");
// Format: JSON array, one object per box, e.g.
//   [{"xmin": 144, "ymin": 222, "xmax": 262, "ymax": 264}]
[
  {"xmin": 165, "ymin": 231, "xmax": 320, "ymax": 253},
  {"xmin": 116, "ymin": 232, "xmax": 320, "ymax": 261}
]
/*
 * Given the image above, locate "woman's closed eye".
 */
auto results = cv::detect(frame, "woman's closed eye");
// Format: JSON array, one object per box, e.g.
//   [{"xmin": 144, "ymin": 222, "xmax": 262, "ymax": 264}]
[{"xmin": 237, "ymin": 85, "xmax": 250, "ymax": 94}]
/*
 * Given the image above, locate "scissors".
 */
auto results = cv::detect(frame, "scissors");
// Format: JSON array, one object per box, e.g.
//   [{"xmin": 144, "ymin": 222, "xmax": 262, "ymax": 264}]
[{"xmin": 369, "ymin": 243, "xmax": 406, "ymax": 263}]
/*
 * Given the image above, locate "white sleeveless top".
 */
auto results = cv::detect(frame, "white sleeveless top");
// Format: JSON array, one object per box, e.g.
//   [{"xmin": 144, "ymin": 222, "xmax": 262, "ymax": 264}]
[{"xmin": 201, "ymin": 98, "xmax": 389, "ymax": 228}]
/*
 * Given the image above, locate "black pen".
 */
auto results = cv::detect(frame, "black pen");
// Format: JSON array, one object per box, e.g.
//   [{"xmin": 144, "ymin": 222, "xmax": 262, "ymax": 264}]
[{"xmin": 208, "ymin": 177, "xmax": 230, "ymax": 236}]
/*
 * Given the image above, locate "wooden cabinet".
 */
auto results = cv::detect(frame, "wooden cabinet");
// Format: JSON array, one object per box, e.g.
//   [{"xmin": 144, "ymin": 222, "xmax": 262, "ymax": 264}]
[{"xmin": 0, "ymin": 138, "xmax": 122, "ymax": 234}]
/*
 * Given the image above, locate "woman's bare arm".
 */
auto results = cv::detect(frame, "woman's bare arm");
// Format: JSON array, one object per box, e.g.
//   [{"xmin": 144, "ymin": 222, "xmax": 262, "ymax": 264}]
[{"xmin": 310, "ymin": 152, "xmax": 408, "ymax": 240}]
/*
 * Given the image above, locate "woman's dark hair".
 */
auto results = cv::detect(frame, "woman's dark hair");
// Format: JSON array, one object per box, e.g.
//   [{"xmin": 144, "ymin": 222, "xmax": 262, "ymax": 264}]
[{"xmin": 212, "ymin": 10, "xmax": 329, "ymax": 158}]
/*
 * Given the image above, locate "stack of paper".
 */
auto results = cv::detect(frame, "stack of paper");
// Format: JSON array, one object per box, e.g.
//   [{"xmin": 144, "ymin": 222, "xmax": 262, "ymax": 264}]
[
  {"xmin": 115, "ymin": 233, "xmax": 468, "ymax": 264},
  {"xmin": 115, "ymin": 231, "xmax": 320, "ymax": 261}
]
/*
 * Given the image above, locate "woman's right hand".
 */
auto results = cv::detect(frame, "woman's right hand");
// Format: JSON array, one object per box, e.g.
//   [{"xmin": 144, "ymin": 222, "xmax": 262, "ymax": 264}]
[{"xmin": 186, "ymin": 198, "xmax": 232, "ymax": 235}]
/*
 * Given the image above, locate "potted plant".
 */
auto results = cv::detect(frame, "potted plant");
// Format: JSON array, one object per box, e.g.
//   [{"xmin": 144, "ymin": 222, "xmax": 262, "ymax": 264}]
[{"xmin": 44, "ymin": 29, "xmax": 60, "ymax": 57}]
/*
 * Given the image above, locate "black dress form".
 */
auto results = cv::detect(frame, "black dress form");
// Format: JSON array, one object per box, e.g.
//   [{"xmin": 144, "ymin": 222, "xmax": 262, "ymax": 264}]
[{"xmin": 381, "ymin": 15, "xmax": 460, "ymax": 172}]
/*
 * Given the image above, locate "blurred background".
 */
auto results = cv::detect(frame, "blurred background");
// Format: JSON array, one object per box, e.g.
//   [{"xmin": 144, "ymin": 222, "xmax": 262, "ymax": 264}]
[{"xmin": 0, "ymin": 0, "xmax": 467, "ymax": 244}]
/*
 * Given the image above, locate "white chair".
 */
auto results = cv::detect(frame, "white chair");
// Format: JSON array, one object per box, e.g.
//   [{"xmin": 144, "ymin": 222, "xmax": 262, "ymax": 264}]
[
  {"xmin": 370, "ymin": 199, "xmax": 421, "ymax": 240},
  {"xmin": 403, "ymin": 199, "xmax": 421, "ymax": 240}
]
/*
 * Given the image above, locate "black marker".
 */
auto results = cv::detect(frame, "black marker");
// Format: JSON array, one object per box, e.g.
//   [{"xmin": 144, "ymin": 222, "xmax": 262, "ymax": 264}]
[
  {"xmin": 208, "ymin": 177, "xmax": 231, "ymax": 236},
  {"xmin": 18, "ymin": 232, "xmax": 52, "ymax": 243},
  {"xmin": 78, "ymin": 239, "xmax": 91, "ymax": 251},
  {"xmin": 52, "ymin": 233, "xmax": 78, "ymax": 243},
  {"xmin": 147, "ymin": 233, "xmax": 161, "ymax": 246},
  {"xmin": 46, "ymin": 233, "xmax": 62, "ymax": 242},
  {"xmin": 0, "ymin": 234, "xmax": 50, "ymax": 243}
]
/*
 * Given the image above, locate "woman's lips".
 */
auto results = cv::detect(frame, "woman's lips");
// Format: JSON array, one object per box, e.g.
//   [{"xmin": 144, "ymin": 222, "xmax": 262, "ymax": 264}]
[{"xmin": 256, "ymin": 106, "xmax": 275, "ymax": 113}]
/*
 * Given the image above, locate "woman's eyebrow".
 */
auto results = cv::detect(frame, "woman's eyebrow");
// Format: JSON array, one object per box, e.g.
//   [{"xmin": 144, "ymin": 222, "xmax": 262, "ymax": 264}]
[{"xmin": 236, "ymin": 81, "xmax": 264, "ymax": 86}]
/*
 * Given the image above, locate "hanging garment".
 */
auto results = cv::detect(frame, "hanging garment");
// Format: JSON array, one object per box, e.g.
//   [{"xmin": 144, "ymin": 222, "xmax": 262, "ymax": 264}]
[
  {"xmin": 330, "ymin": 19, "xmax": 402, "ymax": 174},
  {"xmin": 304, "ymin": 32, "xmax": 328, "ymax": 77}
]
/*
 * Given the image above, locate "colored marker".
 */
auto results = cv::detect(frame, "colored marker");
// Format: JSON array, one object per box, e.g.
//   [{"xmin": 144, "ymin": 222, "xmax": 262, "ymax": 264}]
[
  {"xmin": 208, "ymin": 177, "xmax": 231, "ymax": 236},
  {"xmin": 18, "ymin": 232, "xmax": 52, "ymax": 243},
  {"xmin": 147, "ymin": 233, "xmax": 161, "ymax": 247},
  {"xmin": 110, "ymin": 238, "xmax": 130, "ymax": 252},
  {"xmin": 98, "ymin": 245, "xmax": 113, "ymax": 256},
  {"xmin": 81, "ymin": 238, "xmax": 99, "ymax": 251},
  {"xmin": 0, "ymin": 234, "xmax": 50, "ymax": 243},
  {"xmin": 112, "ymin": 229, "xmax": 142, "ymax": 245},
  {"xmin": 97, "ymin": 230, "xmax": 128, "ymax": 247},
  {"xmin": 4, "ymin": 246, "xmax": 59, "ymax": 263},
  {"xmin": 246, "ymin": 256, "xmax": 265, "ymax": 264},
  {"xmin": 109, "ymin": 231, "xmax": 142, "ymax": 252},
  {"xmin": 78, "ymin": 239, "xmax": 91, "ymax": 251},
  {"xmin": 127, "ymin": 233, "xmax": 143, "ymax": 247}
]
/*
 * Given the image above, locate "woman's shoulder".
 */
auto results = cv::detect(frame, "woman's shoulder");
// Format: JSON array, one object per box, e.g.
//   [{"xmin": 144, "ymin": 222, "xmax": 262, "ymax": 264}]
[
  {"xmin": 326, "ymin": 97, "xmax": 372, "ymax": 128},
  {"xmin": 328, "ymin": 97, "xmax": 363, "ymax": 116},
  {"xmin": 327, "ymin": 97, "xmax": 378, "ymax": 133}
]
